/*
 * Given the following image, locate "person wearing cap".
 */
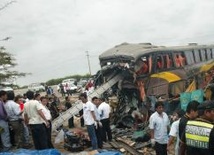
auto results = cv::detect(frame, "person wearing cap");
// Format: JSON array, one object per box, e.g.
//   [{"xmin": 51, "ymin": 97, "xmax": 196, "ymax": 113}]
[{"xmin": 180, "ymin": 101, "xmax": 214, "ymax": 155}]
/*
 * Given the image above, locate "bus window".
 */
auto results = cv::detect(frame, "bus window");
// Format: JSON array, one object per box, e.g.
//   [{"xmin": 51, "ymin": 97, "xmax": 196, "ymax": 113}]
[
  {"xmin": 184, "ymin": 51, "xmax": 194, "ymax": 65},
  {"xmin": 156, "ymin": 55, "xmax": 163, "ymax": 70},
  {"xmin": 200, "ymin": 49, "xmax": 206, "ymax": 61},
  {"xmin": 193, "ymin": 50, "xmax": 200, "ymax": 62},
  {"xmin": 174, "ymin": 52, "xmax": 187, "ymax": 67},
  {"xmin": 206, "ymin": 49, "xmax": 212, "ymax": 60},
  {"xmin": 212, "ymin": 49, "xmax": 214, "ymax": 58},
  {"xmin": 163, "ymin": 54, "xmax": 173, "ymax": 69},
  {"xmin": 135, "ymin": 55, "xmax": 151, "ymax": 75}
]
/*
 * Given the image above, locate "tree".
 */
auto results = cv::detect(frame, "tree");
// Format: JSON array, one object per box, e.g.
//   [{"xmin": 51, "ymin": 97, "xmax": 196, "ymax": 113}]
[{"xmin": 0, "ymin": 46, "xmax": 27, "ymax": 84}]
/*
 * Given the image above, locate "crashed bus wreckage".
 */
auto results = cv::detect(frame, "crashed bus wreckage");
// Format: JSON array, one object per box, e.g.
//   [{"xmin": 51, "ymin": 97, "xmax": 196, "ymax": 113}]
[{"xmin": 52, "ymin": 42, "xmax": 214, "ymax": 152}]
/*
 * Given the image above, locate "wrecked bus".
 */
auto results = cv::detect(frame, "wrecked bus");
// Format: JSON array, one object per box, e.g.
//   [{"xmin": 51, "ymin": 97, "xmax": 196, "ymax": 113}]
[{"xmin": 94, "ymin": 42, "xmax": 214, "ymax": 125}]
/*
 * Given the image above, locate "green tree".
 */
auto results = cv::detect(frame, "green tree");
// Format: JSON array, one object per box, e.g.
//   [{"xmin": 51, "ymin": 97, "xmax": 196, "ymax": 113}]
[{"xmin": 0, "ymin": 46, "xmax": 27, "ymax": 84}]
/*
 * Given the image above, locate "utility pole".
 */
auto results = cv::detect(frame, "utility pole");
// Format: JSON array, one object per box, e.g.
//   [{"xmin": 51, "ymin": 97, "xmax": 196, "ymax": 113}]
[{"xmin": 86, "ymin": 51, "xmax": 92, "ymax": 76}]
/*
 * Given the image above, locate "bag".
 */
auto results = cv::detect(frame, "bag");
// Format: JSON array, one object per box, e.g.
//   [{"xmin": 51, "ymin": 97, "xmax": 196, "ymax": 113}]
[{"xmin": 54, "ymin": 129, "xmax": 64, "ymax": 144}]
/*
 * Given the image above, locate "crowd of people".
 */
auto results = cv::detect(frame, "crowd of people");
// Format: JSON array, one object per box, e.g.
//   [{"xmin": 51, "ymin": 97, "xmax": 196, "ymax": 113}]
[
  {"xmin": 79, "ymin": 93, "xmax": 112, "ymax": 150},
  {"xmin": 1, "ymin": 84, "xmax": 214, "ymax": 154},
  {"xmin": 0, "ymin": 90, "xmax": 61, "ymax": 152}
]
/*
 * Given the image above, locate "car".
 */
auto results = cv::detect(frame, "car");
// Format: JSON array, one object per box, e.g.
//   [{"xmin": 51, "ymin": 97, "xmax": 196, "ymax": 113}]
[
  {"xmin": 77, "ymin": 79, "xmax": 88, "ymax": 89},
  {"xmin": 57, "ymin": 83, "xmax": 78, "ymax": 93},
  {"xmin": 28, "ymin": 83, "xmax": 45, "ymax": 92},
  {"xmin": 62, "ymin": 78, "xmax": 77, "ymax": 85},
  {"xmin": 0, "ymin": 86, "xmax": 13, "ymax": 92}
]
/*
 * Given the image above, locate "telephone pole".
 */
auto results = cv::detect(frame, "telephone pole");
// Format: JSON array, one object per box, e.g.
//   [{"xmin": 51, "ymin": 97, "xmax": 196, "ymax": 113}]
[{"xmin": 86, "ymin": 51, "xmax": 92, "ymax": 76}]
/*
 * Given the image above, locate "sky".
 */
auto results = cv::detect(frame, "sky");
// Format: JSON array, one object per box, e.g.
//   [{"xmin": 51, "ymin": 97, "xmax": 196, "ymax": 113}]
[{"xmin": 1, "ymin": 0, "xmax": 214, "ymax": 86}]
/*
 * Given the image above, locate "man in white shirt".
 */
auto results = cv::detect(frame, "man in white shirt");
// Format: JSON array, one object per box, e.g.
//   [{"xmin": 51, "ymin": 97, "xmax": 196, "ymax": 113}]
[
  {"xmin": 149, "ymin": 101, "xmax": 170, "ymax": 155},
  {"xmin": 92, "ymin": 96, "xmax": 103, "ymax": 149},
  {"xmin": 4, "ymin": 91, "xmax": 23, "ymax": 148},
  {"xmin": 98, "ymin": 98, "xmax": 112, "ymax": 142},
  {"xmin": 167, "ymin": 109, "xmax": 185, "ymax": 155},
  {"xmin": 40, "ymin": 96, "xmax": 54, "ymax": 148},
  {"xmin": 79, "ymin": 93, "xmax": 98, "ymax": 150},
  {"xmin": 24, "ymin": 91, "xmax": 49, "ymax": 150}
]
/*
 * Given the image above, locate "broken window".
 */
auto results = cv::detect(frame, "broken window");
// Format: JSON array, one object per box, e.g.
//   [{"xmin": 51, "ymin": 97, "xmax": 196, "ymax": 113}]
[
  {"xmin": 169, "ymin": 81, "xmax": 185, "ymax": 98},
  {"xmin": 135, "ymin": 55, "xmax": 152, "ymax": 75}
]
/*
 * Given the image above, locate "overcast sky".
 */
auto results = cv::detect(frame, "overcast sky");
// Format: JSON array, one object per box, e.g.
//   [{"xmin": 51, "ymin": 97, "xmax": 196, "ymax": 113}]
[{"xmin": 1, "ymin": 0, "xmax": 214, "ymax": 86}]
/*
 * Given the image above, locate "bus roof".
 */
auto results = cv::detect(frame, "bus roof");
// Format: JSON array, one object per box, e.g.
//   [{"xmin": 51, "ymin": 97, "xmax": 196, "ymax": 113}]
[{"xmin": 99, "ymin": 42, "xmax": 214, "ymax": 62}]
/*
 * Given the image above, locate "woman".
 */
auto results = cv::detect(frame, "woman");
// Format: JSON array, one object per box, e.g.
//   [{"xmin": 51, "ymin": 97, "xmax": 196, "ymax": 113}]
[{"xmin": 40, "ymin": 96, "xmax": 54, "ymax": 148}]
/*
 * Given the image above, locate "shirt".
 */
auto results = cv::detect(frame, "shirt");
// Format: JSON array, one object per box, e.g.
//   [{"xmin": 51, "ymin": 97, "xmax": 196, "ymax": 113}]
[
  {"xmin": 24, "ymin": 100, "xmax": 44, "ymax": 124},
  {"xmin": 4, "ymin": 100, "xmax": 21, "ymax": 121},
  {"xmin": 98, "ymin": 102, "xmax": 110, "ymax": 120},
  {"xmin": 169, "ymin": 119, "xmax": 180, "ymax": 155},
  {"xmin": 181, "ymin": 118, "xmax": 214, "ymax": 155},
  {"xmin": 179, "ymin": 114, "xmax": 190, "ymax": 139},
  {"xmin": 93, "ymin": 104, "xmax": 101, "ymax": 121},
  {"xmin": 41, "ymin": 104, "xmax": 52, "ymax": 121},
  {"xmin": 149, "ymin": 111, "xmax": 170, "ymax": 144},
  {"xmin": 83, "ymin": 101, "xmax": 95, "ymax": 125}
]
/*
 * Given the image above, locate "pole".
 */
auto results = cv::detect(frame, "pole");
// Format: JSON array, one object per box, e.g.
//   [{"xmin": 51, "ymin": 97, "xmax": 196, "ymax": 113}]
[{"xmin": 86, "ymin": 51, "xmax": 92, "ymax": 76}]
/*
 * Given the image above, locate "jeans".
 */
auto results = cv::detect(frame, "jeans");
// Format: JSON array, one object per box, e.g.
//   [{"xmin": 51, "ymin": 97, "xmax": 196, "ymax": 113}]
[
  {"xmin": 0, "ymin": 120, "xmax": 11, "ymax": 148},
  {"xmin": 86, "ymin": 124, "xmax": 98, "ymax": 150},
  {"xmin": 22, "ymin": 121, "xmax": 30, "ymax": 144},
  {"xmin": 95, "ymin": 125, "xmax": 103, "ymax": 149}
]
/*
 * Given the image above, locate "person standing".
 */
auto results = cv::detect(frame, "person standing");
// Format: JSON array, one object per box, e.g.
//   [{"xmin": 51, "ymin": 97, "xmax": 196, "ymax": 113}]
[
  {"xmin": 92, "ymin": 97, "xmax": 103, "ymax": 149},
  {"xmin": 98, "ymin": 98, "xmax": 112, "ymax": 142},
  {"xmin": 179, "ymin": 100, "xmax": 199, "ymax": 155},
  {"xmin": 65, "ymin": 96, "xmax": 74, "ymax": 128},
  {"xmin": 24, "ymin": 91, "xmax": 49, "ymax": 150},
  {"xmin": 14, "ymin": 95, "xmax": 31, "ymax": 148},
  {"xmin": 4, "ymin": 91, "xmax": 23, "ymax": 149},
  {"xmin": 167, "ymin": 109, "xmax": 185, "ymax": 155},
  {"xmin": 180, "ymin": 101, "xmax": 214, "ymax": 155},
  {"xmin": 40, "ymin": 96, "xmax": 54, "ymax": 148},
  {"xmin": 149, "ymin": 101, "xmax": 170, "ymax": 155},
  {"xmin": 0, "ymin": 90, "xmax": 11, "ymax": 152},
  {"xmin": 79, "ymin": 93, "xmax": 98, "ymax": 150}
]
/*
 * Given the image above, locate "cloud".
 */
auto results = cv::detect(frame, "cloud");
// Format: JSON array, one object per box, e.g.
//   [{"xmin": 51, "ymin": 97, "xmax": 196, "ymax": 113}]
[{"xmin": 0, "ymin": 0, "xmax": 214, "ymax": 85}]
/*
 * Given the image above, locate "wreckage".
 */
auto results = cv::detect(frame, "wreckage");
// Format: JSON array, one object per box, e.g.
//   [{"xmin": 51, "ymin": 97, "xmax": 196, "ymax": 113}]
[{"xmin": 52, "ymin": 42, "xmax": 214, "ymax": 131}]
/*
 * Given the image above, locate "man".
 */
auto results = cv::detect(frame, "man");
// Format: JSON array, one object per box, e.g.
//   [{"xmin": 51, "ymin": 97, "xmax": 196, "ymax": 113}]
[
  {"xmin": 79, "ymin": 93, "xmax": 98, "ymax": 150},
  {"xmin": 24, "ymin": 91, "xmax": 49, "ymax": 150},
  {"xmin": 92, "ymin": 96, "xmax": 103, "ymax": 149},
  {"xmin": 149, "ymin": 101, "xmax": 170, "ymax": 155},
  {"xmin": 40, "ymin": 96, "xmax": 54, "ymax": 148},
  {"xmin": 167, "ymin": 109, "xmax": 185, "ymax": 155},
  {"xmin": 178, "ymin": 101, "xmax": 199, "ymax": 155},
  {"xmin": 180, "ymin": 101, "xmax": 214, "ymax": 155},
  {"xmin": 4, "ymin": 91, "xmax": 23, "ymax": 148},
  {"xmin": 0, "ymin": 90, "xmax": 11, "ymax": 152},
  {"xmin": 179, "ymin": 101, "xmax": 199, "ymax": 139},
  {"xmin": 65, "ymin": 96, "xmax": 74, "ymax": 128},
  {"xmin": 98, "ymin": 98, "xmax": 112, "ymax": 142}
]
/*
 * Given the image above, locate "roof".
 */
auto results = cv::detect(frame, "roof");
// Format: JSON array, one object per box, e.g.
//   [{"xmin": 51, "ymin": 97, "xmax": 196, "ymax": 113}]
[{"xmin": 99, "ymin": 42, "xmax": 214, "ymax": 62}]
